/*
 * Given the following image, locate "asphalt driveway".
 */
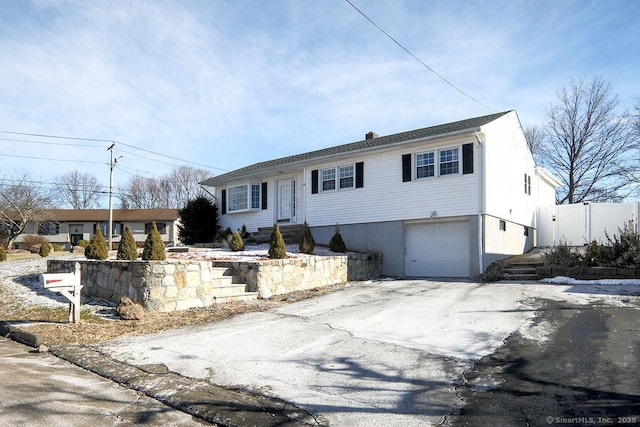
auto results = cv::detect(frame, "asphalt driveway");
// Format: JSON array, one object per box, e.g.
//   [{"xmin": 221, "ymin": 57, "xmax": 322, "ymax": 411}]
[{"xmin": 88, "ymin": 279, "xmax": 639, "ymax": 426}]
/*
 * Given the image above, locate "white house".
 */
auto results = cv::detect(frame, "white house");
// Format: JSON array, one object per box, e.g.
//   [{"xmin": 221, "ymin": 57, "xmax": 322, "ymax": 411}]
[
  {"xmin": 13, "ymin": 209, "xmax": 180, "ymax": 250},
  {"xmin": 201, "ymin": 111, "xmax": 561, "ymax": 278}
]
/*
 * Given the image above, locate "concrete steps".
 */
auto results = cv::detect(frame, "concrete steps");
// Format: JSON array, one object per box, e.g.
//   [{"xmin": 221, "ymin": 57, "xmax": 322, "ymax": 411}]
[
  {"xmin": 209, "ymin": 267, "xmax": 258, "ymax": 302},
  {"xmin": 501, "ymin": 262, "xmax": 543, "ymax": 281},
  {"xmin": 246, "ymin": 224, "xmax": 305, "ymax": 244}
]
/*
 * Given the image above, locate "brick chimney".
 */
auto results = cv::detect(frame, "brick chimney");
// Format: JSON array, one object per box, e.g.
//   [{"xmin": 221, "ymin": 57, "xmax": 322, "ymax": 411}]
[{"xmin": 365, "ymin": 131, "xmax": 378, "ymax": 140}]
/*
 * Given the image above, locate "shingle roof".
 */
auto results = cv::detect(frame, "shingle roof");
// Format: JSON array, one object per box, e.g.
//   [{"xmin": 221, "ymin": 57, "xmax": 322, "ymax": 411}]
[
  {"xmin": 44, "ymin": 209, "xmax": 179, "ymax": 222},
  {"xmin": 201, "ymin": 110, "xmax": 511, "ymax": 186}
]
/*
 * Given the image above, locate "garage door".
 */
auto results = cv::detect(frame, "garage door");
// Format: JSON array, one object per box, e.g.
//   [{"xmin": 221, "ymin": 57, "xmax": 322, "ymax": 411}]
[{"xmin": 405, "ymin": 221, "xmax": 470, "ymax": 277}]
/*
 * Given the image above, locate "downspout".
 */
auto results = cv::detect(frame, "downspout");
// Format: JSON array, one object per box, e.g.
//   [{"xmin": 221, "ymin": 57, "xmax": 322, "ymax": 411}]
[
  {"xmin": 475, "ymin": 131, "xmax": 485, "ymax": 274},
  {"xmin": 302, "ymin": 166, "xmax": 307, "ymax": 224}
]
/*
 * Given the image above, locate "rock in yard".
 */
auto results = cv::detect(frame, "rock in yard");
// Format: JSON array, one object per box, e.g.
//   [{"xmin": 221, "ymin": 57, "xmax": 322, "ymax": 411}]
[{"xmin": 117, "ymin": 297, "xmax": 145, "ymax": 320}]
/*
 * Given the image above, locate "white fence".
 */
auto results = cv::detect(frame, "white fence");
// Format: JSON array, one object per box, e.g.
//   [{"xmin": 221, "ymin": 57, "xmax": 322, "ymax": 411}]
[{"xmin": 537, "ymin": 202, "xmax": 640, "ymax": 246}]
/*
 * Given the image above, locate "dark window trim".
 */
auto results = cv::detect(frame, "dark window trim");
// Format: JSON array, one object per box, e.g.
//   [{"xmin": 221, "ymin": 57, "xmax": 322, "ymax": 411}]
[{"xmin": 402, "ymin": 154, "xmax": 412, "ymax": 182}]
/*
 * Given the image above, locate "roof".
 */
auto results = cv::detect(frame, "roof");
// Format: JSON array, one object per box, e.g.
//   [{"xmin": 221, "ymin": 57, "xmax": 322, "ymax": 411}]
[
  {"xmin": 201, "ymin": 110, "xmax": 512, "ymax": 186},
  {"xmin": 43, "ymin": 209, "xmax": 179, "ymax": 222}
]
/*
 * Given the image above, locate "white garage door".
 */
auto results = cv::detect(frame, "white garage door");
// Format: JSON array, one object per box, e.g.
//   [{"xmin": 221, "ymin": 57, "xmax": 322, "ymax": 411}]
[{"xmin": 405, "ymin": 221, "xmax": 470, "ymax": 277}]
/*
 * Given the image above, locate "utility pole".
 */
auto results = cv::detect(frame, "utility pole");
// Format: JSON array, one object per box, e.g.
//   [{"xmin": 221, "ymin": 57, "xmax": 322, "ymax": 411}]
[{"xmin": 107, "ymin": 142, "xmax": 122, "ymax": 252}]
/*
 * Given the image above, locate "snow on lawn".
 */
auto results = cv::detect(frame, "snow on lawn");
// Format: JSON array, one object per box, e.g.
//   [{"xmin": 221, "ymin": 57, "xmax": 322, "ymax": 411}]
[
  {"xmin": 167, "ymin": 244, "xmax": 348, "ymax": 261},
  {"xmin": 543, "ymin": 276, "xmax": 640, "ymax": 286}
]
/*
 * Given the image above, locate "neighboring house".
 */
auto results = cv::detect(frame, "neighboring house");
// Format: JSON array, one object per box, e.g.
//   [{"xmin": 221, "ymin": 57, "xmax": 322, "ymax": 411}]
[
  {"xmin": 201, "ymin": 111, "xmax": 561, "ymax": 278},
  {"xmin": 13, "ymin": 209, "xmax": 180, "ymax": 250}
]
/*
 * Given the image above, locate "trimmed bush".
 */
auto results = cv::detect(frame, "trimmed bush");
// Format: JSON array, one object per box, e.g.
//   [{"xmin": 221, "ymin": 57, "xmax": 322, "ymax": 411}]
[
  {"xmin": 52, "ymin": 243, "xmax": 64, "ymax": 252},
  {"xmin": 268, "ymin": 224, "xmax": 287, "ymax": 259},
  {"xmin": 329, "ymin": 225, "xmax": 347, "ymax": 253},
  {"xmin": 142, "ymin": 221, "xmax": 166, "ymax": 260},
  {"xmin": 229, "ymin": 231, "xmax": 245, "ymax": 252},
  {"xmin": 0, "ymin": 246, "xmax": 6, "ymax": 262},
  {"xmin": 298, "ymin": 221, "xmax": 315, "ymax": 254},
  {"xmin": 117, "ymin": 226, "xmax": 138, "ymax": 260},
  {"xmin": 85, "ymin": 228, "xmax": 108, "ymax": 260},
  {"xmin": 77, "ymin": 239, "xmax": 90, "ymax": 248},
  {"xmin": 39, "ymin": 240, "xmax": 53, "ymax": 257}
]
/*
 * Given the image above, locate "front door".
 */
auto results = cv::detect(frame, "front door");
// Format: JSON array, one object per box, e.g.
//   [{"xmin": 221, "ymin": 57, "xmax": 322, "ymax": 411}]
[{"xmin": 276, "ymin": 178, "xmax": 293, "ymax": 222}]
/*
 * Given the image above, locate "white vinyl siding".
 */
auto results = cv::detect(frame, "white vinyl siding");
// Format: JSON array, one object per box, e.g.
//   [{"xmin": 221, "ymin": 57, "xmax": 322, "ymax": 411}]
[{"xmin": 305, "ymin": 139, "xmax": 480, "ymax": 227}]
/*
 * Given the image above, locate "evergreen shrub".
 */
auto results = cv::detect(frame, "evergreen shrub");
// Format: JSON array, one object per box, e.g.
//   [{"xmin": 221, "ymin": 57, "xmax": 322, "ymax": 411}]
[
  {"xmin": 39, "ymin": 240, "xmax": 52, "ymax": 257},
  {"xmin": 0, "ymin": 246, "xmax": 7, "ymax": 262},
  {"xmin": 298, "ymin": 221, "xmax": 315, "ymax": 254},
  {"xmin": 329, "ymin": 224, "xmax": 347, "ymax": 253},
  {"xmin": 230, "ymin": 231, "xmax": 245, "ymax": 252},
  {"xmin": 117, "ymin": 226, "xmax": 138, "ymax": 260},
  {"xmin": 85, "ymin": 228, "xmax": 109, "ymax": 260},
  {"xmin": 142, "ymin": 222, "xmax": 166, "ymax": 260},
  {"xmin": 268, "ymin": 224, "xmax": 287, "ymax": 259}
]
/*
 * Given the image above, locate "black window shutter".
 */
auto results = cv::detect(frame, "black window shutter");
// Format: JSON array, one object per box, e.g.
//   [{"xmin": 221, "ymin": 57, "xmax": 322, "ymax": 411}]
[
  {"xmin": 311, "ymin": 169, "xmax": 319, "ymax": 194},
  {"xmin": 221, "ymin": 189, "xmax": 227, "ymax": 215},
  {"xmin": 402, "ymin": 154, "xmax": 412, "ymax": 182},
  {"xmin": 462, "ymin": 143, "xmax": 474, "ymax": 174},
  {"xmin": 261, "ymin": 182, "xmax": 268, "ymax": 209},
  {"xmin": 355, "ymin": 162, "xmax": 364, "ymax": 188}
]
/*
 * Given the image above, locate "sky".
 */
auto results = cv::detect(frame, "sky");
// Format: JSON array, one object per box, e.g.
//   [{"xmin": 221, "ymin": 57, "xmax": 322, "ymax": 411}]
[{"xmin": 1, "ymin": 0, "xmax": 638, "ymax": 207}]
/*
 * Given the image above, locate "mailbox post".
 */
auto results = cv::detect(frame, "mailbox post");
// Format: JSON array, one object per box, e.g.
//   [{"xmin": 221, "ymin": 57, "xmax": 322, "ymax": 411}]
[{"xmin": 40, "ymin": 264, "xmax": 83, "ymax": 323}]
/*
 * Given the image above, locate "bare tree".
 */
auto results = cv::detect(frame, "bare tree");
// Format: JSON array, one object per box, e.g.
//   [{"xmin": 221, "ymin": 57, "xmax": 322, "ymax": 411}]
[
  {"xmin": 0, "ymin": 172, "xmax": 53, "ymax": 248},
  {"xmin": 523, "ymin": 125, "xmax": 545, "ymax": 165},
  {"xmin": 54, "ymin": 171, "xmax": 103, "ymax": 209},
  {"xmin": 169, "ymin": 166, "xmax": 211, "ymax": 208},
  {"xmin": 539, "ymin": 76, "xmax": 635, "ymax": 204},
  {"xmin": 118, "ymin": 166, "xmax": 211, "ymax": 209}
]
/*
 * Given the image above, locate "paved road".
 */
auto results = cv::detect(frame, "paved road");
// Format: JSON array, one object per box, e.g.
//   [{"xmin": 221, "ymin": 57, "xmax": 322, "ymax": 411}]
[
  {"xmin": 0, "ymin": 336, "xmax": 208, "ymax": 426},
  {"xmin": 447, "ymin": 300, "xmax": 640, "ymax": 426}
]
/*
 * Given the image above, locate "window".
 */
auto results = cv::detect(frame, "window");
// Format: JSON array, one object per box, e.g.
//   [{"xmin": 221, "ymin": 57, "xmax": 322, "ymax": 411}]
[
  {"xmin": 439, "ymin": 148, "xmax": 459, "ymax": 175},
  {"xmin": 38, "ymin": 222, "xmax": 59, "ymax": 235},
  {"xmin": 145, "ymin": 222, "xmax": 167, "ymax": 234},
  {"xmin": 251, "ymin": 184, "xmax": 261, "ymax": 209},
  {"xmin": 524, "ymin": 173, "xmax": 531, "ymax": 195},
  {"xmin": 339, "ymin": 165, "xmax": 354, "ymax": 189},
  {"xmin": 100, "ymin": 221, "xmax": 122, "ymax": 236},
  {"xmin": 499, "ymin": 220, "xmax": 506, "ymax": 231},
  {"xmin": 416, "ymin": 152, "xmax": 435, "ymax": 178},
  {"xmin": 312, "ymin": 162, "xmax": 363, "ymax": 193},
  {"xmin": 322, "ymin": 168, "xmax": 336, "ymax": 191},
  {"xmin": 228, "ymin": 184, "xmax": 261, "ymax": 212}
]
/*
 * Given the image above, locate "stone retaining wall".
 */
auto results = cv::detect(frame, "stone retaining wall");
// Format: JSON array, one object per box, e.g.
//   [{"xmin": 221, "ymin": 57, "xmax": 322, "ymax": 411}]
[
  {"xmin": 212, "ymin": 252, "xmax": 382, "ymax": 298},
  {"xmin": 47, "ymin": 252, "xmax": 382, "ymax": 311},
  {"xmin": 537, "ymin": 266, "xmax": 640, "ymax": 280},
  {"xmin": 46, "ymin": 259, "xmax": 230, "ymax": 312}
]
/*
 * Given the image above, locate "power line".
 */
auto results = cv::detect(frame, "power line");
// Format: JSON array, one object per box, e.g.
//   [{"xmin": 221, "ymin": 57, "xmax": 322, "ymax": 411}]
[
  {"xmin": 0, "ymin": 136, "xmax": 106, "ymax": 148},
  {"xmin": 0, "ymin": 130, "xmax": 111, "ymax": 142},
  {"xmin": 0, "ymin": 129, "xmax": 227, "ymax": 171},
  {"xmin": 344, "ymin": 0, "xmax": 497, "ymax": 112},
  {"xmin": 0, "ymin": 153, "xmax": 107, "ymax": 165}
]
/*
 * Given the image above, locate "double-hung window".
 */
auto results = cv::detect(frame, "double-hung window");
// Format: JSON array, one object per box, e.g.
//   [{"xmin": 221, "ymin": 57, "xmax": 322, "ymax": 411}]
[
  {"xmin": 439, "ymin": 148, "xmax": 459, "ymax": 175},
  {"xmin": 339, "ymin": 165, "xmax": 354, "ymax": 189},
  {"xmin": 228, "ymin": 184, "xmax": 261, "ymax": 212},
  {"xmin": 416, "ymin": 152, "xmax": 435, "ymax": 178},
  {"xmin": 322, "ymin": 169, "xmax": 336, "ymax": 191},
  {"xmin": 321, "ymin": 164, "xmax": 355, "ymax": 191}
]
